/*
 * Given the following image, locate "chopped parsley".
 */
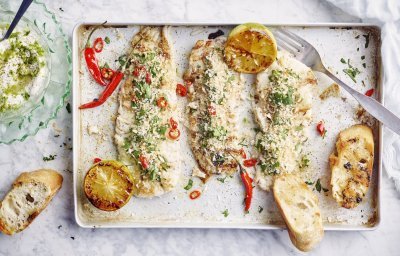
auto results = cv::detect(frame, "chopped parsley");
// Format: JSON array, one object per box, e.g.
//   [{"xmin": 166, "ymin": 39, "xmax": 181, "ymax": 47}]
[
  {"xmin": 66, "ymin": 102, "xmax": 71, "ymax": 113},
  {"xmin": 299, "ymin": 155, "xmax": 310, "ymax": 169},
  {"xmin": 258, "ymin": 206, "xmax": 264, "ymax": 213},
  {"xmin": 104, "ymin": 36, "xmax": 110, "ymax": 44},
  {"xmin": 222, "ymin": 209, "xmax": 229, "ymax": 217},
  {"xmin": 184, "ymin": 179, "xmax": 193, "ymax": 190},
  {"xmin": 341, "ymin": 59, "xmax": 361, "ymax": 83},
  {"xmin": 43, "ymin": 154, "xmax": 56, "ymax": 161},
  {"xmin": 363, "ymin": 33, "xmax": 370, "ymax": 48},
  {"xmin": 305, "ymin": 180, "xmax": 314, "ymax": 185},
  {"xmin": 315, "ymin": 178, "xmax": 329, "ymax": 193}
]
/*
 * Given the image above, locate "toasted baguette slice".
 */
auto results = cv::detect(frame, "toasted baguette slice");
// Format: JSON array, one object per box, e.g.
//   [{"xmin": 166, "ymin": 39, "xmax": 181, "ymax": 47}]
[
  {"xmin": 329, "ymin": 124, "xmax": 374, "ymax": 209},
  {"xmin": 0, "ymin": 169, "xmax": 63, "ymax": 235},
  {"xmin": 273, "ymin": 174, "xmax": 324, "ymax": 252}
]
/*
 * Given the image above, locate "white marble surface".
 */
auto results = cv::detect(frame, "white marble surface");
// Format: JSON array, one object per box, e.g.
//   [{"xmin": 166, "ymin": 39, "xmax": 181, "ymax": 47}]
[{"xmin": 0, "ymin": 0, "xmax": 399, "ymax": 255}]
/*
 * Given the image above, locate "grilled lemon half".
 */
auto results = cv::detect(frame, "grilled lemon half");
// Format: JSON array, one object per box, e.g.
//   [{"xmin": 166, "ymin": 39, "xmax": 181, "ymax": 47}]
[
  {"xmin": 224, "ymin": 23, "xmax": 277, "ymax": 73},
  {"xmin": 84, "ymin": 160, "xmax": 134, "ymax": 211}
]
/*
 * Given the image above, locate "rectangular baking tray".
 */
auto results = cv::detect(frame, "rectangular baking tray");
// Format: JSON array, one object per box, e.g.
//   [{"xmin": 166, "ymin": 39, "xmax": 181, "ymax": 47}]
[{"xmin": 73, "ymin": 22, "xmax": 382, "ymax": 230}]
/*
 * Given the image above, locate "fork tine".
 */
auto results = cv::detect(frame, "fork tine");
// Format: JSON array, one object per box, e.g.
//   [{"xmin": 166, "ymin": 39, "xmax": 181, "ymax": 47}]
[
  {"xmin": 275, "ymin": 28, "xmax": 310, "ymax": 47},
  {"xmin": 275, "ymin": 37, "xmax": 299, "ymax": 56},
  {"xmin": 274, "ymin": 32, "xmax": 302, "ymax": 52}
]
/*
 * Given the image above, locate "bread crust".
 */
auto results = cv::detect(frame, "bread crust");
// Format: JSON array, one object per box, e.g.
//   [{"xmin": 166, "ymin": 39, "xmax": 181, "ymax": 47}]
[
  {"xmin": 330, "ymin": 124, "xmax": 374, "ymax": 209},
  {"xmin": 0, "ymin": 169, "xmax": 63, "ymax": 235},
  {"xmin": 273, "ymin": 173, "xmax": 324, "ymax": 252}
]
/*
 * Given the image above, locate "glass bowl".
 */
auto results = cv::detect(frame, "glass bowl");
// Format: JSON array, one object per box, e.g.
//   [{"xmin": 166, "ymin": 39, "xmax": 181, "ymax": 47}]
[
  {"xmin": 0, "ymin": 0, "xmax": 72, "ymax": 144},
  {"xmin": 0, "ymin": 13, "xmax": 52, "ymax": 122}
]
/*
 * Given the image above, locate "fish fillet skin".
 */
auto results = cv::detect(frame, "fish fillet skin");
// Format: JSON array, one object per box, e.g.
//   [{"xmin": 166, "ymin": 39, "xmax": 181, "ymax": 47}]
[
  {"xmin": 114, "ymin": 26, "xmax": 180, "ymax": 197},
  {"xmin": 184, "ymin": 38, "xmax": 243, "ymax": 179},
  {"xmin": 253, "ymin": 51, "xmax": 317, "ymax": 191}
]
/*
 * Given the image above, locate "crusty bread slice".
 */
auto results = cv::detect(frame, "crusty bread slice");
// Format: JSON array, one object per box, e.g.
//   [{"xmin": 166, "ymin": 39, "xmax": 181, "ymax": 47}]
[
  {"xmin": 0, "ymin": 169, "xmax": 63, "ymax": 235},
  {"xmin": 329, "ymin": 124, "xmax": 374, "ymax": 209},
  {"xmin": 273, "ymin": 173, "xmax": 324, "ymax": 252}
]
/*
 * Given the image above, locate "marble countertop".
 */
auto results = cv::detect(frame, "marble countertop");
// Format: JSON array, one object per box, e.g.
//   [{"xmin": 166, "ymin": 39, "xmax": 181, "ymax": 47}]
[{"xmin": 0, "ymin": 0, "xmax": 399, "ymax": 255}]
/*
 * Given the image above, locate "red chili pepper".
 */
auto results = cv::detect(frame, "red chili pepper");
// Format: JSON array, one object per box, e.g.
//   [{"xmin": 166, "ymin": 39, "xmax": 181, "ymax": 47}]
[
  {"xmin": 93, "ymin": 37, "xmax": 104, "ymax": 53},
  {"xmin": 176, "ymin": 83, "xmax": 187, "ymax": 97},
  {"xmin": 79, "ymin": 71, "xmax": 124, "ymax": 109},
  {"xmin": 239, "ymin": 167, "xmax": 253, "ymax": 211},
  {"xmin": 208, "ymin": 105, "xmax": 216, "ymax": 116},
  {"xmin": 133, "ymin": 67, "xmax": 140, "ymax": 77},
  {"xmin": 101, "ymin": 68, "xmax": 115, "ymax": 80},
  {"xmin": 168, "ymin": 128, "xmax": 180, "ymax": 140},
  {"xmin": 84, "ymin": 48, "xmax": 107, "ymax": 86},
  {"xmin": 139, "ymin": 155, "xmax": 149, "ymax": 170},
  {"xmin": 145, "ymin": 72, "xmax": 152, "ymax": 84},
  {"xmin": 243, "ymin": 158, "xmax": 257, "ymax": 167},
  {"xmin": 84, "ymin": 25, "xmax": 107, "ymax": 87},
  {"xmin": 189, "ymin": 190, "xmax": 201, "ymax": 200},
  {"xmin": 169, "ymin": 117, "xmax": 178, "ymax": 129},
  {"xmin": 156, "ymin": 97, "xmax": 168, "ymax": 109},
  {"xmin": 239, "ymin": 148, "xmax": 247, "ymax": 159},
  {"xmin": 365, "ymin": 88, "xmax": 374, "ymax": 97},
  {"xmin": 316, "ymin": 121, "xmax": 326, "ymax": 137},
  {"xmin": 93, "ymin": 157, "xmax": 102, "ymax": 163}
]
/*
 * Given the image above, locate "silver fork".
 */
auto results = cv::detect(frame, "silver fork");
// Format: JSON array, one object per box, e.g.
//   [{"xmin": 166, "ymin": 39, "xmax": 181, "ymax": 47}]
[{"xmin": 274, "ymin": 28, "xmax": 400, "ymax": 135}]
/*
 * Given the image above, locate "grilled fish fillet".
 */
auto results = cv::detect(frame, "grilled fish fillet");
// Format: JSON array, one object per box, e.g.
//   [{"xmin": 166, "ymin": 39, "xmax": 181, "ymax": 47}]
[
  {"xmin": 114, "ymin": 26, "xmax": 180, "ymax": 197},
  {"xmin": 253, "ymin": 51, "xmax": 317, "ymax": 191},
  {"xmin": 184, "ymin": 38, "xmax": 243, "ymax": 179}
]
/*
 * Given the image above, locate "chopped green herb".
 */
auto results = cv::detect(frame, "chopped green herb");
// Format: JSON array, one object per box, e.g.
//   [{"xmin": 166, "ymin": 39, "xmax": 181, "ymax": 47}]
[
  {"xmin": 361, "ymin": 55, "xmax": 365, "ymax": 60},
  {"xmin": 341, "ymin": 59, "xmax": 361, "ymax": 83},
  {"xmin": 300, "ymin": 155, "xmax": 310, "ymax": 169},
  {"xmin": 184, "ymin": 179, "xmax": 193, "ymax": 190},
  {"xmin": 222, "ymin": 209, "xmax": 229, "ymax": 217},
  {"xmin": 217, "ymin": 176, "xmax": 230, "ymax": 183},
  {"xmin": 362, "ymin": 63, "xmax": 366, "ymax": 68},
  {"xmin": 363, "ymin": 33, "xmax": 370, "ymax": 48},
  {"xmin": 315, "ymin": 178, "xmax": 329, "ymax": 193},
  {"xmin": 305, "ymin": 180, "xmax": 314, "ymax": 185},
  {"xmin": 340, "ymin": 58, "xmax": 346, "ymax": 64},
  {"xmin": 104, "ymin": 36, "xmax": 110, "ymax": 44},
  {"xmin": 43, "ymin": 154, "xmax": 57, "ymax": 161},
  {"xmin": 66, "ymin": 103, "xmax": 71, "ymax": 113},
  {"xmin": 258, "ymin": 206, "xmax": 264, "ymax": 213}
]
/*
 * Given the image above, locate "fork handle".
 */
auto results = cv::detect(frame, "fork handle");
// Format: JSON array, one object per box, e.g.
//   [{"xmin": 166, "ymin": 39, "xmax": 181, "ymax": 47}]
[
  {"xmin": 2, "ymin": 0, "xmax": 33, "ymax": 40},
  {"xmin": 325, "ymin": 71, "xmax": 400, "ymax": 135}
]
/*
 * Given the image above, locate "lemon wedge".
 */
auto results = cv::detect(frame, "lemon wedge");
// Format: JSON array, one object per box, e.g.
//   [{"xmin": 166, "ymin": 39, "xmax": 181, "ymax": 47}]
[
  {"xmin": 84, "ymin": 160, "xmax": 134, "ymax": 211},
  {"xmin": 224, "ymin": 23, "xmax": 277, "ymax": 73}
]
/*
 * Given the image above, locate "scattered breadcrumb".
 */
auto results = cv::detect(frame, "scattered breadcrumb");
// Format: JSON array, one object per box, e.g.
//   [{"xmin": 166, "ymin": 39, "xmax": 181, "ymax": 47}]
[{"xmin": 319, "ymin": 83, "xmax": 340, "ymax": 100}]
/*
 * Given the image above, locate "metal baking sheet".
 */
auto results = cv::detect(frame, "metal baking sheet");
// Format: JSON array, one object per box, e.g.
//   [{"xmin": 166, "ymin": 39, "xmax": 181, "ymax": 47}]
[{"xmin": 72, "ymin": 23, "xmax": 382, "ymax": 230}]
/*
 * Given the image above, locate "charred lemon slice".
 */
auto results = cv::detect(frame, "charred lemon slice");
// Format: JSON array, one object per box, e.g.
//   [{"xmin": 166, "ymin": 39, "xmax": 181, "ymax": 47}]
[
  {"xmin": 84, "ymin": 160, "xmax": 134, "ymax": 211},
  {"xmin": 225, "ymin": 23, "xmax": 277, "ymax": 73}
]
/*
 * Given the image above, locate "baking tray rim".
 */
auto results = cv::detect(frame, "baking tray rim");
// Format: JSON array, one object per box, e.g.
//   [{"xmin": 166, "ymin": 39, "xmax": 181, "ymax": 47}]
[{"xmin": 72, "ymin": 22, "xmax": 383, "ymax": 230}]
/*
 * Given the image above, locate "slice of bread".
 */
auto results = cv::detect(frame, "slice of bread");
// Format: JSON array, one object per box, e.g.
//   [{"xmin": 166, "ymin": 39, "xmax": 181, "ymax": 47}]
[
  {"xmin": 273, "ymin": 173, "xmax": 324, "ymax": 252},
  {"xmin": 0, "ymin": 169, "xmax": 63, "ymax": 235},
  {"xmin": 329, "ymin": 124, "xmax": 374, "ymax": 209}
]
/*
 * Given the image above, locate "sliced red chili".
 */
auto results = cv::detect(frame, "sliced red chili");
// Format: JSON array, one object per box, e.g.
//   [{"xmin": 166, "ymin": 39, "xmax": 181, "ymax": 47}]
[
  {"xmin": 93, "ymin": 157, "xmax": 102, "ymax": 163},
  {"xmin": 169, "ymin": 117, "xmax": 178, "ymax": 129},
  {"xmin": 208, "ymin": 105, "xmax": 216, "ymax": 116},
  {"xmin": 243, "ymin": 158, "xmax": 257, "ymax": 167},
  {"xmin": 176, "ymin": 83, "xmax": 187, "ymax": 97},
  {"xmin": 168, "ymin": 128, "xmax": 180, "ymax": 140},
  {"xmin": 189, "ymin": 190, "xmax": 201, "ymax": 200},
  {"xmin": 139, "ymin": 155, "xmax": 149, "ymax": 170},
  {"xmin": 101, "ymin": 68, "xmax": 115, "ymax": 80},
  {"xmin": 93, "ymin": 37, "xmax": 104, "ymax": 53},
  {"xmin": 365, "ymin": 88, "xmax": 374, "ymax": 97},
  {"xmin": 133, "ymin": 67, "xmax": 140, "ymax": 77},
  {"xmin": 145, "ymin": 72, "xmax": 152, "ymax": 84},
  {"xmin": 79, "ymin": 71, "xmax": 124, "ymax": 109},
  {"xmin": 156, "ymin": 97, "xmax": 168, "ymax": 109},
  {"xmin": 239, "ymin": 148, "xmax": 247, "ymax": 159},
  {"xmin": 240, "ymin": 168, "xmax": 253, "ymax": 211},
  {"xmin": 316, "ymin": 121, "xmax": 326, "ymax": 137}
]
